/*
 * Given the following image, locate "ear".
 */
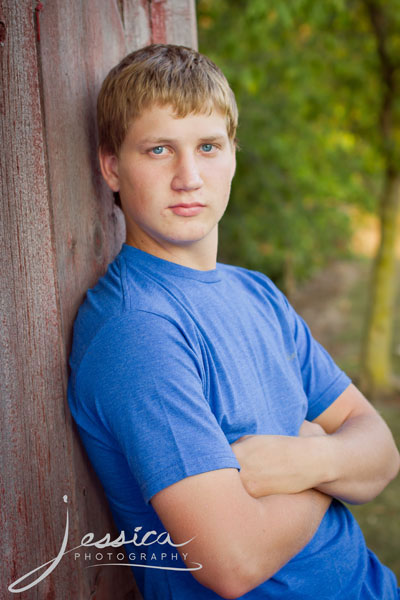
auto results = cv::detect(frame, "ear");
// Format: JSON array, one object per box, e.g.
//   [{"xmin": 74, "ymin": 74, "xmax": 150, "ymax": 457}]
[
  {"xmin": 231, "ymin": 143, "xmax": 237, "ymax": 179},
  {"xmin": 98, "ymin": 148, "xmax": 120, "ymax": 192}
]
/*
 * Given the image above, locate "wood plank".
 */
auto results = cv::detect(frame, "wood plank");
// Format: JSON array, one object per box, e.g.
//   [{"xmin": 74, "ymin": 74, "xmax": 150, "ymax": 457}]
[
  {"xmin": 0, "ymin": 1, "xmax": 82, "ymax": 596},
  {"xmin": 150, "ymin": 0, "xmax": 198, "ymax": 48},
  {"xmin": 37, "ymin": 0, "xmax": 143, "ymax": 597},
  {"xmin": 1, "ymin": 1, "xmax": 197, "ymax": 597},
  {"xmin": 124, "ymin": 0, "xmax": 152, "ymax": 51}
]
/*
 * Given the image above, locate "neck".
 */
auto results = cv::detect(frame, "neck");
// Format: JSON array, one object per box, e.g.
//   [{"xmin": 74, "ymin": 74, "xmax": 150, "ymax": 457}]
[{"xmin": 125, "ymin": 228, "xmax": 218, "ymax": 271}]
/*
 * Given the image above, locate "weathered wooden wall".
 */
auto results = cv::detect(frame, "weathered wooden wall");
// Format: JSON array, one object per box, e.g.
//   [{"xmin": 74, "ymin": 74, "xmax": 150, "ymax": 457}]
[{"xmin": 0, "ymin": 1, "xmax": 197, "ymax": 598}]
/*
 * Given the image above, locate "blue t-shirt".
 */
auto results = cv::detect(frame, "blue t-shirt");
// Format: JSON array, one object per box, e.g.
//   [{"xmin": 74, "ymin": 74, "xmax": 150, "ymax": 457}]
[{"xmin": 68, "ymin": 244, "xmax": 399, "ymax": 599}]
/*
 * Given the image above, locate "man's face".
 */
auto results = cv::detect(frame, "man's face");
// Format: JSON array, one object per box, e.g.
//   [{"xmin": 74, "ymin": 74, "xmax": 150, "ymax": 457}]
[{"xmin": 100, "ymin": 104, "xmax": 236, "ymax": 264}]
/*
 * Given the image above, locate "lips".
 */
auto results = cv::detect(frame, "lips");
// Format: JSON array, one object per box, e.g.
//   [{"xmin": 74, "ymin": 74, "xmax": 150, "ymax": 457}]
[{"xmin": 169, "ymin": 203, "xmax": 205, "ymax": 217}]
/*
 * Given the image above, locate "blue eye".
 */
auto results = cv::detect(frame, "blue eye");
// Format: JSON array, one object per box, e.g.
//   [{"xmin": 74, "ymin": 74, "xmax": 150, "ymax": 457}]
[
  {"xmin": 151, "ymin": 146, "xmax": 164, "ymax": 155},
  {"xmin": 201, "ymin": 143, "xmax": 214, "ymax": 152}
]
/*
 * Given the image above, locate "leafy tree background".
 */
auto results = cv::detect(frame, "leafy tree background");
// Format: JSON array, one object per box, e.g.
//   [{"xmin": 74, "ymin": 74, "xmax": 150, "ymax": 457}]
[
  {"xmin": 198, "ymin": 0, "xmax": 384, "ymax": 286},
  {"xmin": 197, "ymin": 0, "xmax": 400, "ymax": 394}
]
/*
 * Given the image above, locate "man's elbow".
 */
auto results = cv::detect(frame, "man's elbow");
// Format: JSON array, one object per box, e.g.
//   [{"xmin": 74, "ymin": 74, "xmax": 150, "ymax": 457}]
[
  {"xmin": 387, "ymin": 445, "xmax": 400, "ymax": 483},
  {"xmin": 192, "ymin": 555, "xmax": 273, "ymax": 599},
  {"xmin": 369, "ymin": 450, "xmax": 400, "ymax": 502},
  {"xmin": 381, "ymin": 441, "xmax": 400, "ymax": 489},
  {"xmin": 195, "ymin": 568, "xmax": 261, "ymax": 599},
  {"xmin": 345, "ymin": 447, "xmax": 400, "ymax": 505}
]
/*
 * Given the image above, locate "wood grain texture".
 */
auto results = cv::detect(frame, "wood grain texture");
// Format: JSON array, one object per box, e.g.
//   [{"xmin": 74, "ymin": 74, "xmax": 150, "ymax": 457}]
[
  {"xmin": 124, "ymin": 0, "xmax": 152, "ymax": 51},
  {"xmin": 0, "ymin": 1, "xmax": 82, "ymax": 597},
  {"xmin": 150, "ymin": 0, "xmax": 197, "ymax": 47},
  {"xmin": 36, "ymin": 0, "xmax": 140, "ymax": 597},
  {"xmin": 1, "ymin": 1, "xmax": 197, "ymax": 598}
]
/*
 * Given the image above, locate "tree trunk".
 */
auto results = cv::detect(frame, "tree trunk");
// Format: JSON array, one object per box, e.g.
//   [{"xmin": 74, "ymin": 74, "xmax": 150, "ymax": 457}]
[
  {"xmin": 360, "ymin": 0, "xmax": 399, "ymax": 398},
  {"xmin": 361, "ymin": 171, "xmax": 400, "ymax": 396}
]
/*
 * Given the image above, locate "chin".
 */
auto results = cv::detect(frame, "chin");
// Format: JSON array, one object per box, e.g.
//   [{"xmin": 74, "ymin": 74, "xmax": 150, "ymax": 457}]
[
  {"xmin": 166, "ymin": 226, "xmax": 214, "ymax": 245},
  {"xmin": 165, "ymin": 237, "xmax": 208, "ymax": 247}
]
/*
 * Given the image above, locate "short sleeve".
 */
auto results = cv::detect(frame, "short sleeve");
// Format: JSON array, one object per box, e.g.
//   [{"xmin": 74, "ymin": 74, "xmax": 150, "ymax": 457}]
[
  {"xmin": 280, "ymin": 295, "xmax": 352, "ymax": 421},
  {"xmin": 74, "ymin": 311, "xmax": 240, "ymax": 504}
]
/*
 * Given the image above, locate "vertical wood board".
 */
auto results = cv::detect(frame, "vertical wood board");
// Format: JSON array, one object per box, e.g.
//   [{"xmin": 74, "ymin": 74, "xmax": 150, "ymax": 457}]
[
  {"xmin": 151, "ymin": 0, "xmax": 197, "ymax": 47},
  {"xmin": 1, "ymin": 1, "xmax": 198, "ymax": 598},
  {"xmin": 0, "ymin": 1, "xmax": 81, "ymax": 597}
]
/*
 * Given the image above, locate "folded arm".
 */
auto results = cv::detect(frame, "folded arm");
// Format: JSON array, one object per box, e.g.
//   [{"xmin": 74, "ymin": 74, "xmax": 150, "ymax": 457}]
[
  {"xmin": 151, "ymin": 468, "xmax": 331, "ymax": 599},
  {"xmin": 232, "ymin": 384, "xmax": 400, "ymax": 504}
]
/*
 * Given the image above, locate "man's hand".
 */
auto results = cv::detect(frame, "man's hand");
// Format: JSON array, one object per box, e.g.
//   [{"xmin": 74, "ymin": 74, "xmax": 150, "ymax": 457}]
[{"xmin": 231, "ymin": 432, "xmax": 330, "ymax": 498}]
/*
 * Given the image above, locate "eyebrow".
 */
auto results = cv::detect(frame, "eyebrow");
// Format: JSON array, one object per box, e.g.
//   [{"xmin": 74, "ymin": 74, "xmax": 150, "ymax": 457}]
[
  {"xmin": 138, "ymin": 133, "xmax": 228, "ymax": 146},
  {"xmin": 138, "ymin": 138, "xmax": 175, "ymax": 146},
  {"xmin": 198, "ymin": 135, "xmax": 228, "ymax": 143}
]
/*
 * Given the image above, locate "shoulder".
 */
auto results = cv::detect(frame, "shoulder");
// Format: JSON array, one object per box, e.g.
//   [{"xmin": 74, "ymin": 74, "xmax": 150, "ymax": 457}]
[
  {"xmin": 219, "ymin": 262, "xmax": 290, "ymax": 311},
  {"xmin": 220, "ymin": 262, "xmax": 284, "ymax": 291},
  {"xmin": 71, "ymin": 306, "xmax": 200, "ymax": 378},
  {"xmin": 69, "ymin": 253, "xmax": 200, "ymax": 374}
]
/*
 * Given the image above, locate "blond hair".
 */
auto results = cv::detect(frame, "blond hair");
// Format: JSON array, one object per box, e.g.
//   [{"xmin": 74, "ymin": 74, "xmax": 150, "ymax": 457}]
[{"xmin": 97, "ymin": 44, "xmax": 238, "ymax": 156}]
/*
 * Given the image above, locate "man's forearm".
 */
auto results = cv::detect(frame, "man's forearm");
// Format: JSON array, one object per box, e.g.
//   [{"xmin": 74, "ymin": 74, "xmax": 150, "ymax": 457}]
[
  {"xmin": 199, "ymin": 484, "xmax": 332, "ymax": 597},
  {"xmin": 315, "ymin": 411, "xmax": 400, "ymax": 503},
  {"xmin": 152, "ymin": 468, "xmax": 331, "ymax": 599},
  {"xmin": 240, "ymin": 488, "xmax": 331, "ymax": 591}
]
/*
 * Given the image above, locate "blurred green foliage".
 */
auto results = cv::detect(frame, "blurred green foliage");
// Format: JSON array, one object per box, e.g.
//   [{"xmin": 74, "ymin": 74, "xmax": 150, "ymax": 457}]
[{"xmin": 196, "ymin": 0, "xmax": 400, "ymax": 288}]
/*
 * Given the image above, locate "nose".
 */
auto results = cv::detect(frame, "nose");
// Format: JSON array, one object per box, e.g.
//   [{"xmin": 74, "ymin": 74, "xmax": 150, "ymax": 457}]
[{"xmin": 171, "ymin": 152, "xmax": 203, "ymax": 192}]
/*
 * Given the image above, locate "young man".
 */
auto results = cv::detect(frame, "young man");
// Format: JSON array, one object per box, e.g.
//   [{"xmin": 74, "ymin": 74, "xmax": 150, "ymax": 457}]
[{"xmin": 68, "ymin": 44, "xmax": 400, "ymax": 599}]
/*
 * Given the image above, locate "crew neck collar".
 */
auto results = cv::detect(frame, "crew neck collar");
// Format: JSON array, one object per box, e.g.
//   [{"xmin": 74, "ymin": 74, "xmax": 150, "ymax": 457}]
[{"xmin": 120, "ymin": 244, "xmax": 222, "ymax": 283}]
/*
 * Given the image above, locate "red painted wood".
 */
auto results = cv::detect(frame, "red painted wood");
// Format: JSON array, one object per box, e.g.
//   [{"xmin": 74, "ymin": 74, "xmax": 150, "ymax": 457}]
[
  {"xmin": 124, "ymin": 0, "xmax": 152, "ymax": 49},
  {"xmin": 1, "ymin": 1, "xmax": 197, "ymax": 598},
  {"xmin": 0, "ymin": 1, "xmax": 83, "ymax": 597},
  {"xmin": 149, "ymin": 0, "xmax": 167, "ymax": 43},
  {"xmin": 37, "ymin": 0, "xmax": 141, "ymax": 597},
  {"xmin": 150, "ymin": 0, "xmax": 197, "ymax": 47}
]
